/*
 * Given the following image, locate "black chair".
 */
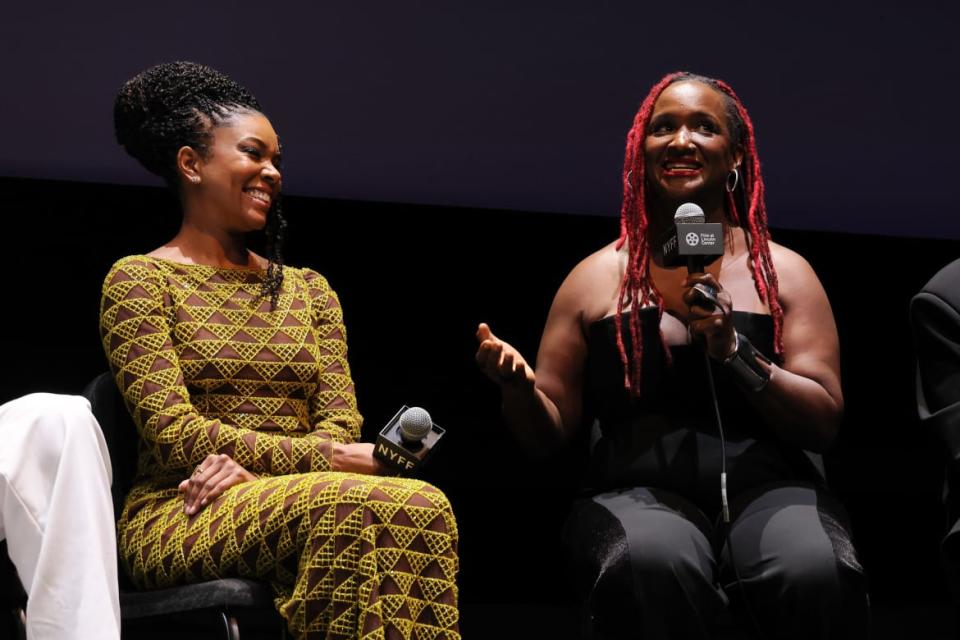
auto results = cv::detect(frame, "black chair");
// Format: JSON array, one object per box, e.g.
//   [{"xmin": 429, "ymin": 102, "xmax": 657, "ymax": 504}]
[
  {"xmin": 83, "ymin": 372, "xmax": 289, "ymax": 640},
  {"xmin": 0, "ymin": 540, "xmax": 27, "ymax": 640}
]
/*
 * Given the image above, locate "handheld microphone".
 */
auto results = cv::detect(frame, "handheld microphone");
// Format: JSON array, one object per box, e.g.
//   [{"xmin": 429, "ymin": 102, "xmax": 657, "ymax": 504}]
[
  {"xmin": 373, "ymin": 406, "xmax": 446, "ymax": 474},
  {"xmin": 658, "ymin": 203, "xmax": 724, "ymax": 309},
  {"xmin": 658, "ymin": 202, "xmax": 724, "ymax": 274}
]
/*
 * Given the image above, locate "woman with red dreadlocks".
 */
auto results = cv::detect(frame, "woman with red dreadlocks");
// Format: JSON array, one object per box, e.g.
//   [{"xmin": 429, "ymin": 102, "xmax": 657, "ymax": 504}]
[{"xmin": 476, "ymin": 72, "xmax": 867, "ymax": 638}]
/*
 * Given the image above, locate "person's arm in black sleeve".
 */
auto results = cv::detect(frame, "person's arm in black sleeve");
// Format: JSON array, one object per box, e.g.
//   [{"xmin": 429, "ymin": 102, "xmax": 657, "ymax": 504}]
[{"xmin": 911, "ymin": 259, "xmax": 960, "ymax": 520}]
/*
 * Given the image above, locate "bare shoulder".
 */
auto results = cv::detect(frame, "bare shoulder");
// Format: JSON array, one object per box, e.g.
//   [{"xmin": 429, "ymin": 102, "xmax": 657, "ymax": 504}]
[
  {"xmin": 554, "ymin": 240, "xmax": 622, "ymax": 319},
  {"xmin": 146, "ymin": 246, "xmax": 179, "ymax": 260},
  {"xmin": 768, "ymin": 240, "xmax": 825, "ymax": 309},
  {"xmin": 103, "ymin": 254, "xmax": 162, "ymax": 287},
  {"xmin": 564, "ymin": 240, "xmax": 620, "ymax": 284}
]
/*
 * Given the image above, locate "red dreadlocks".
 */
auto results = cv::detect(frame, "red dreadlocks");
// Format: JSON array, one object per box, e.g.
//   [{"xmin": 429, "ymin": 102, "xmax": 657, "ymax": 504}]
[{"xmin": 614, "ymin": 71, "xmax": 784, "ymax": 395}]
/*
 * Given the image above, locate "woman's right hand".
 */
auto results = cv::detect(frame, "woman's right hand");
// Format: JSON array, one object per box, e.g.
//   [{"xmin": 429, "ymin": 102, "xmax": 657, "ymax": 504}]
[
  {"xmin": 475, "ymin": 323, "xmax": 536, "ymax": 395},
  {"xmin": 179, "ymin": 453, "xmax": 257, "ymax": 516}
]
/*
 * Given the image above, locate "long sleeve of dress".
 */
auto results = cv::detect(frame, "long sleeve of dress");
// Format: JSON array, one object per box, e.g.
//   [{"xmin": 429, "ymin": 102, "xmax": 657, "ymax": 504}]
[
  {"xmin": 99, "ymin": 256, "xmax": 362, "ymax": 479},
  {"xmin": 301, "ymin": 270, "xmax": 363, "ymax": 439}
]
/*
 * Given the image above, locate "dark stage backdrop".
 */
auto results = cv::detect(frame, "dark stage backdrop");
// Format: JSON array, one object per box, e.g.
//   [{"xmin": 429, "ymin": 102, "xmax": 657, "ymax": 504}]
[
  {"xmin": 2, "ymin": 1, "xmax": 958, "ymax": 239},
  {"xmin": 3, "ymin": 176, "xmax": 960, "ymax": 615}
]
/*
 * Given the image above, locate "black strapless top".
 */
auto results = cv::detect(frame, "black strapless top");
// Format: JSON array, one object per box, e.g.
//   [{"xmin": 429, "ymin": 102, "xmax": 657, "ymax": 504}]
[{"xmin": 584, "ymin": 308, "xmax": 824, "ymax": 515}]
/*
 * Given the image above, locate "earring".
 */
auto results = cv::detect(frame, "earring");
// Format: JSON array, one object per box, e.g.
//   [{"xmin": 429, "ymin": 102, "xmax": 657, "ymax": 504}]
[
  {"xmin": 190, "ymin": 175, "xmax": 200, "ymax": 184},
  {"xmin": 725, "ymin": 167, "xmax": 739, "ymax": 193}
]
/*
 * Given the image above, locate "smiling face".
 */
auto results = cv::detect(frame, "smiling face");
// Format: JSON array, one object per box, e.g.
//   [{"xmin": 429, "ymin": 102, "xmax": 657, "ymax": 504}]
[
  {"xmin": 643, "ymin": 80, "xmax": 742, "ymax": 214},
  {"xmin": 182, "ymin": 110, "xmax": 282, "ymax": 234}
]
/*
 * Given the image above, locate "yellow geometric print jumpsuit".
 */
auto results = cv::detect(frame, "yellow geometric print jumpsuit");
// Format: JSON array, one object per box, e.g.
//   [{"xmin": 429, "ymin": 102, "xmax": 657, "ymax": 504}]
[{"xmin": 99, "ymin": 256, "xmax": 459, "ymax": 640}]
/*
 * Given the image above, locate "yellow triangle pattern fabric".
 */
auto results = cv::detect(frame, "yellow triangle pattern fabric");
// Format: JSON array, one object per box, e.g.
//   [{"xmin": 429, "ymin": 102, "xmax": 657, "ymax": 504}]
[{"xmin": 100, "ymin": 256, "xmax": 459, "ymax": 639}]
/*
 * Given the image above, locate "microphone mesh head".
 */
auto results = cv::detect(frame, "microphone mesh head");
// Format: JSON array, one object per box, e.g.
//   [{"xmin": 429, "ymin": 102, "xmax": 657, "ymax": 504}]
[
  {"xmin": 675, "ymin": 202, "xmax": 705, "ymax": 224},
  {"xmin": 399, "ymin": 407, "xmax": 433, "ymax": 442}
]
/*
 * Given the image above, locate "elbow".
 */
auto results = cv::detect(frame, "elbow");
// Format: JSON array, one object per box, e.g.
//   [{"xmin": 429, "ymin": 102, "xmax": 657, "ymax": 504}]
[
  {"xmin": 808, "ymin": 424, "xmax": 839, "ymax": 454},
  {"xmin": 515, "ymin": 425, "xmax": 569, "ymax": 460},
  {"xmin": 504, "ymin": 407, "xmax": 572, "ymax": 459},
  {"xmin": 808, "ymin": 399, "xmax": 844, "ymax": 453}
]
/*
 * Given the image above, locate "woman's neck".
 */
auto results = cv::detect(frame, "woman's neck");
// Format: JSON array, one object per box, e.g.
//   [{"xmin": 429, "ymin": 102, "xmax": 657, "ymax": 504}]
[{"xmin": 152, "ymin": 218, "xmax": 257, "ymax": 269}]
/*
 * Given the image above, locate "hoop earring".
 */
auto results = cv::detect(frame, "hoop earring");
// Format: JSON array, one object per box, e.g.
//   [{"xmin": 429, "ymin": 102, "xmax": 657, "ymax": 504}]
[{"xmin": 725, "ymin": 168, "xmax": 739, "ymax": 193}]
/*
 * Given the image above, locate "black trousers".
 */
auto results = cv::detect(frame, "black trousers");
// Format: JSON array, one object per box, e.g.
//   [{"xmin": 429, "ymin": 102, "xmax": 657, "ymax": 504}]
[{"xmin": 562, "ymin": 483, "xmax": 869, "ymax": 639}]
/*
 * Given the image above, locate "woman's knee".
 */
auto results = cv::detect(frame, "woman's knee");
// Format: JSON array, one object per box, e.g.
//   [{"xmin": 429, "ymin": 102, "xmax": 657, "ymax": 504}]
[
  {"xmin": 564, "ymin": 495, "xmax": 720, "ymax": 637},
  {"xmin": 565, "ymin": 495, "xmax": 713, "ymax": 594},
  {"xmin": 738, "ymin": 534, "xmax": 867, "ymax": 636},
  {"xmin": 771, "ymin": 537, "xmax": 845, "ymax": 597},
  {"xmin": 736, "ymin": 526, "xmax": 864, "ymax": 629},
  {"xmin": 731, "ymin": 486, "xmax": 862, "ymax": 602},
  {"xmin": 400, "ymin": 478, "xmax": 455, "ymax": 515},
  {"xmin": 380, "ymin": 478, "xmax": 457, "ymax": 536},
  {"xmin": 1, "ymin": 393, "xmax": 90, "ymax": 428},
  {"xmin": 0, "ymin": 394, "xmax": 102, "ymax": 464},
  {"xmin": 630, "ymin": 523, "xmax": 712, "ymax": 582},
  {"xmin": 311, "ymin": 475, "xmax": 458, "ymax": 536}
]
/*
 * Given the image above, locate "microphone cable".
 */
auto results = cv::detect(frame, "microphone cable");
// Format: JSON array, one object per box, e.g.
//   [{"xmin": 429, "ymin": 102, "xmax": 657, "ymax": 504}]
[{"xmin": 703, "ymin": 348, "xmax": 766, "ymax": 639}]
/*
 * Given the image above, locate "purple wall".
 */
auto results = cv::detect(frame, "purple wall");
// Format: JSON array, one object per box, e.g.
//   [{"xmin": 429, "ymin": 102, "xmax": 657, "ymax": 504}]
[{"xmin": 3, "ymin": 1, "xmax": 958, "ymax": 238}]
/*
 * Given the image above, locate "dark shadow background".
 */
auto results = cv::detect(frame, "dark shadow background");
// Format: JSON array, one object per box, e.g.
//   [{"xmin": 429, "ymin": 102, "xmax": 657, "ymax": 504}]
[
  {"xmin": 1, "ymin": 1, "xmax": 959, "ymax": 239},
  {"xmin": 2, "ymin": 176, "xmax": 959, "ymax": 637}
]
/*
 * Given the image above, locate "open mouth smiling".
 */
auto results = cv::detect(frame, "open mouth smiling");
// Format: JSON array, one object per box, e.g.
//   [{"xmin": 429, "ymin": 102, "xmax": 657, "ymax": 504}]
[
  {"xmin": 243, "ymin": 187, "xmax": 273, "ymax": 207},
  {"xmin": 662, "ymin": 161, "xmax": 702, "ymax": 175}
]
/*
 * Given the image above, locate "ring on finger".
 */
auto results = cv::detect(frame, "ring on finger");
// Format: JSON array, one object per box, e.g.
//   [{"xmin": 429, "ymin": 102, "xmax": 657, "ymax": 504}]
[{"xmin": 193, "ymin": 465, "xmax": 204, "ymax": 475}]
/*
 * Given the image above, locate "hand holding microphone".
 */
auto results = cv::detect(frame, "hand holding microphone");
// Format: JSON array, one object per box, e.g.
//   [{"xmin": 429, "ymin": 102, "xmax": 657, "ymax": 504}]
[
  {"xmin": 331, "ymin": 442, "xmax": 385, "ymax": 475},
  {"xmin": 689, "ymin": 281, "xmax": 720, "ymax": 311},
  {"xmin": 665, "ymin": 202, "xmax": 737, "ymax": 360},
  {"xmin": 684, "ymin": 273, "xmax": 737, "ymax": 361}
]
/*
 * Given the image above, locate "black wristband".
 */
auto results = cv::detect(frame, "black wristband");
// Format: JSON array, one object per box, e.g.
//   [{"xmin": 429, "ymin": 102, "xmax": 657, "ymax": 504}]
[{"xmin": 722, "ymin": 332, "xmax": 772, "ymax": 392}]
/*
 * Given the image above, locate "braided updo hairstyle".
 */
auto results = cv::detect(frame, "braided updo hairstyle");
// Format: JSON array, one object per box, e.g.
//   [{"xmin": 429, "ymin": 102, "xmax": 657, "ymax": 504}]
[{"xmin": 114, "ymin": 61, "xmax": 286, "ymax": 304}]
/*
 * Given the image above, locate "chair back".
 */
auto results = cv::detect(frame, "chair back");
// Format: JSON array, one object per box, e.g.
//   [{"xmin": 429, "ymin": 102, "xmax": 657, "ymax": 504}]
[{"xmin": 82, "ymin": 372, "xmax": 139, "ymax": 519}]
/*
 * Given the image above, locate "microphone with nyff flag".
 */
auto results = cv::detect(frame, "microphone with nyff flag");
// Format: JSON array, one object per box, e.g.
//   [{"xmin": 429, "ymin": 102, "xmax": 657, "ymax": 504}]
[
  {"xmin": 373, "ymin": 406, "xmax": 446, "ymax": 474},
  {"xmin": 659, "ymin": 202, "xmax": 725, "ymax": 308}
]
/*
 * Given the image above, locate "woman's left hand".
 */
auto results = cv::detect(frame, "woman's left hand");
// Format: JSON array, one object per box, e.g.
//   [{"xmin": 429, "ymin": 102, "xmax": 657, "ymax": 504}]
[
  {"xmin": 683, "ymin": 273, "xmax": 737, "ymax": 360},
  {"xmin": 179, "ymin": 453, "xmax": 257, "ymax": 516},
  {"xmin": 331, "ymin": 442, "xmax": 387, "ymax": 475}
]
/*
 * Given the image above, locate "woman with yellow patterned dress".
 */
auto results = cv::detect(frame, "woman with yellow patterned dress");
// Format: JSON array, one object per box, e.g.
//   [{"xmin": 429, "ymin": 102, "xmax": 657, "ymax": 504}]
[{"xmin": 99, "ymin": 61, "xmax": 459, "ymax": 640}]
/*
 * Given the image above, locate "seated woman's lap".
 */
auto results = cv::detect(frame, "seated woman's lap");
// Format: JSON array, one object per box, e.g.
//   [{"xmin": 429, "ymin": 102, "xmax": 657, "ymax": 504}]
[
  {"xmin": 119, "ymin": 472, "xmax": 458, "ymax": 601},
  {"xmin": 563, "ymin": 483, "xmax": 865, "ymax": 638}
]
